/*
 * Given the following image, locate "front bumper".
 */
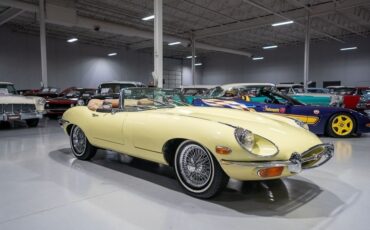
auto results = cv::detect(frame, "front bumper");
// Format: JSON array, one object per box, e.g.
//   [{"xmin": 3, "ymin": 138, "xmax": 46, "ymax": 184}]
[
  {"xmin": 1, "ymin": 112, "xmax": 43, "ymax": 121},
  {"xmin": 220, "ymin": 143, "xmax": 334, "ymax": 181}
]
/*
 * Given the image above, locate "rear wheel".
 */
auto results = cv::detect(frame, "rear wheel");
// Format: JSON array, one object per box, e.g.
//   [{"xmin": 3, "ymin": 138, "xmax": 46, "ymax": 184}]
[
  {"xmin": 26, "ymin": 119, "xmax": 39, "ymax": 127},
  {"xmin": 70, "ymin": 125, "xmax": 96, "ymax": 160},
  {"xmin": 174, "ymin": 140, "xmax": 229, "ymax": 199},
  {"xmin": 327, "ymin": 113, "xmax": 355, "ymax": 138}
]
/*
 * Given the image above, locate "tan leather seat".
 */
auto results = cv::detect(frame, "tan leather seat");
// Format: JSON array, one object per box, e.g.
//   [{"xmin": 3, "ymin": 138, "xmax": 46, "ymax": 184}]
[{"xmin": 87, "ymin": 99, "xmax": 104, "ymax": 111}]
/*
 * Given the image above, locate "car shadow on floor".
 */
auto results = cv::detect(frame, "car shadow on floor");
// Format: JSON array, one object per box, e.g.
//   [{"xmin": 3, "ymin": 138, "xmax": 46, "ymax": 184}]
[{"xmin": 50, "ymin": 148, "xmax": 346, "ymax": 218}]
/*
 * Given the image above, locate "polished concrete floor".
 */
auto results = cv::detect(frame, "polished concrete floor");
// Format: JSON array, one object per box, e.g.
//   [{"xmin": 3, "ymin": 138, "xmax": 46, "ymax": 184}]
[{"xmin": 0, "ymin": 119, "xmax": 369, "ymax": 230}]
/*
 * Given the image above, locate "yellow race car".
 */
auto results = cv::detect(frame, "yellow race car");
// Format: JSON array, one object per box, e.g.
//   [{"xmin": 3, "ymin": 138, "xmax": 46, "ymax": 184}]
[{"xmin": 60, "ymin": 88, "xmax": 334, "ymax": 198}]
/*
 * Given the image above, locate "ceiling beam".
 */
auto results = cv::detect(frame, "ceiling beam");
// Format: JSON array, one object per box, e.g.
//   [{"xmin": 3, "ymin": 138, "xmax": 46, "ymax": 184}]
[
  {"xmin": 241, "ymin": 0, "xmax": 344, "ymax": 43},
  {"xmin": 0, "ymin": 0, "xmax": 253, "ymax": 57},
  {"xmin": 288, "ymin": 0, "xmax": 366, "ymax": 38},
  {"xmin": 0, "ymin": 7, "xmax": 24, "ymax": 25},
  {"xmin": 194, "ymin": 0, "xmax": 370, "ymax": 40}
]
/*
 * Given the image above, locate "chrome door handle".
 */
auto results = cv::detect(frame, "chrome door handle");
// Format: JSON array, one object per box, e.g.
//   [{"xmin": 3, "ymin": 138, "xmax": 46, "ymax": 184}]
[{"xmin": 92, "ymin": 113, "xmax": 99, "ymax": 117}]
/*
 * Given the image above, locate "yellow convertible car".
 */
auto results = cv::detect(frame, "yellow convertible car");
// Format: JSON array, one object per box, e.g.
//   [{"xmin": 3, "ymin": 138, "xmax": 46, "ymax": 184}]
[{"xmin": 60, "ymin": 88, "xmax": 334, "ymax": 198}]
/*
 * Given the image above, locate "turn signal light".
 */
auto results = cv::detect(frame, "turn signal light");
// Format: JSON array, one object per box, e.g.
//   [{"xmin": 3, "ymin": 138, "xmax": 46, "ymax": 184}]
[
  {"xmin": 257, "ymin": 167, "xmax": 284, "ymax": 178},
  {"xmin": 215, "ymin": 146, "xmax": 232, "ymax": 155},
  {"xmin": 366, "ymin": 123, "xmax": 370, "ymax": 128}
]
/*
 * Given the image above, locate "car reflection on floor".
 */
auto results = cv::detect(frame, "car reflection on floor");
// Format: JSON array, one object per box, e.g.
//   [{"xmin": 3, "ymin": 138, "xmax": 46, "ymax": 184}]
[{"xmin": 49, "ymin": 148, "xmax": 348, "ymax": 218}]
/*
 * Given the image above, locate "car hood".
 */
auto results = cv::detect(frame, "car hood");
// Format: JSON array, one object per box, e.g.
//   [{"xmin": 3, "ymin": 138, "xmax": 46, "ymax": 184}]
[
  {"xmin": 153, "ymin": 106, "xmax": 322, "ymax": 155},
  {"xmin": 0, "ymin": 95, "xmax": 35, "ymax": 104}
]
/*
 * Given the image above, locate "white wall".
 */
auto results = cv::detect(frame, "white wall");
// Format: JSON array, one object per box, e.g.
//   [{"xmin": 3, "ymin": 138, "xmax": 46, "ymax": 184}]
[
  {"xmin": 0, "ymin": 27, "xmax": 191, "ymax": 89},
  {"xmin": 200, "ymin": 37, "xmax": 370, "ymax": 87}
]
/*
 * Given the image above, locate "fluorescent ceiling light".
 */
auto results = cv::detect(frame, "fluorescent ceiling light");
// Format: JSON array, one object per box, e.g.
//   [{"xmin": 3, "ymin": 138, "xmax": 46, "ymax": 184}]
[
  {"xmin": 186, "ymin": 55, "xmax": 197, "ymax": 59},
  {"xmin": 142, "ymin": 15, "xmax": 155, "ymax": 21},
  {"xmin": 108, "ymin": 53, "xmax": 117, "ymax": 56},
  {"xmin": 67, "ymin": 38, "xmax": 78, "ymax": 43},
  {"xmin": 195, "ymin": 63, "xmax": 203, "ymax": 66},
  {"xmin": 272, "ymin": 20, "xmax": 294, "ymax": 27},
  {"xmin": 263, "ymin": 45, "xmax": 278, "ymax": 49},
  {"xmin": 168, "ymin": 41, "xmax": 181, "ymax": 46},
  {"xmin": 340, "ymin": 47, "xmax": 357, "ymax": 51},
  {"xmin": 252, "ymin": 57, "xmax": 264, "ymax": 60}
]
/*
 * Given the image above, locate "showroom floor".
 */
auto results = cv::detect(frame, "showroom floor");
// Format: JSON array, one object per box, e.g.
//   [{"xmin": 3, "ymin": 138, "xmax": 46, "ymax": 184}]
[{"xmin": 0, "ymin": 119, "xmax": 369, "ymax": 230}]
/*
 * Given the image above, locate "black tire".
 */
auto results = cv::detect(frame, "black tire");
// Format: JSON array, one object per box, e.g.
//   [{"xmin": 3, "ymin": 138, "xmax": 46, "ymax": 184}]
[
  {"xmin": 174, "ymin": 140, "xmax": 229, "ymax": 199},
  {"xmin": 26, "ymin": 119, "xmax": 39, "ymax": 127},
  {"xmin": 70, "ymin": 125, "xmax": 96, "ymax": 160},
  {"xmin": 326, "ymin": 113, "xmax": 356, "ymax": 138}
]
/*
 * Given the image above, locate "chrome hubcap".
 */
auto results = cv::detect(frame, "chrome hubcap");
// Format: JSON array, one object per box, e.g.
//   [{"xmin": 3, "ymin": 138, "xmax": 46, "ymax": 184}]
[
  {"xmin": 72, "ymin": 126, "xmax": 86, "ymax": 156},
  {"xmin": 179, "ymin": 144, "xmax": 212, "ymax": 188}
]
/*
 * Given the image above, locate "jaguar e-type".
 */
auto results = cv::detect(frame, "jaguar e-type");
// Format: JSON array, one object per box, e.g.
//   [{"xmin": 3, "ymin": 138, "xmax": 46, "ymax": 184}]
[{"xmin": 60, "ymin": 88, "xmax": 334, "ymax": 198}]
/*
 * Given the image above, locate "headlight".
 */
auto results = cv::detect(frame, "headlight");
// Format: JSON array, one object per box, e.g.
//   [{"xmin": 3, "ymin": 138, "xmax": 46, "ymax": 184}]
[
  {"xmin": 70, "ymin": 104, "xmax": 75, "ymax": 108},
  {"xmin": 234, "ymin": 127, "xmax": 278, "ymax": 157},
  {"xmin": 291, "ymin": 118, "xmax": 309, "ymax": 130},
  {"xmin": 234, "ymin": 127, "xmax": 254, "ymax": 152},
  {"xmin": 77, "ymin": 99, "xmax": 85, "ymax": 106}
]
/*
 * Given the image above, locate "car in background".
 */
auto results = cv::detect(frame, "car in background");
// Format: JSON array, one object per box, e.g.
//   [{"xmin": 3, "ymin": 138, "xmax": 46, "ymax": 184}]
[
  {"xmin": 307, "ymin": 88, "xmax": 329, "ymax": 94},
  {"xmin": 193, "ymin": 83, "xmax": 370, "ymax": 138},
  {"xmin": 45, "ymin": 87, "xmax": 96, "ymax": 118},
  {"xmin": 24, "ymin": 87, "xmax": 60, "ymax": 99},
  {"xmin": 60, "ymin": 87, "xmax": 333, "ymax": 198},
  {"xmin": 179, "ymin": 85, "xmax": 215, "ymax": 104},
  {"xmin": 17, "ymin": 89, "xmax": 40, "ymax": 95},
  {"xmin": 0, "ymin": 82, "xmax": 45, "ymax": 128},
  {"xmin": 91, "ymin": 81, "xmax": 145, "ymax": 100},
  {"xmin": 327, "ymin": 86, "xmax": 370, "ymax": 111},
  {"xmin": 276, "ymin": 84, "xmax": 342, "ymax": 107}
]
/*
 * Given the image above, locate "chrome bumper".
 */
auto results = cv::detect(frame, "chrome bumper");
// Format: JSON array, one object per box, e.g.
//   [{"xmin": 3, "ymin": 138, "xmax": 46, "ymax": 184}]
[
  {"xmin": 221, "ymin": 143, "xmax": 334, "ymax": 174},
  {"xmin": 1, "ymin": 112, "xmax": 43, "ymax": 121}
]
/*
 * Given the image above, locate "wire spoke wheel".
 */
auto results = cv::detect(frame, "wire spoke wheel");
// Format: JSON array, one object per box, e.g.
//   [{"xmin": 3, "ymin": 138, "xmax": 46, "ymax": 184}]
[
  {"xmin": 174, "ymin": 140, "xmax": 229, "ymax": 198},
  {"xmin": 179, "ymin": 144, "xmax": 212, "ymax": 188},
  {"xmin": 71, "ymin": 126, "xmax": 87, "ymax": 156}
]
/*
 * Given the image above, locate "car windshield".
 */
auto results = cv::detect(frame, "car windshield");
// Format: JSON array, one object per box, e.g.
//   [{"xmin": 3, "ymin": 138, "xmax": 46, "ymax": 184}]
[
  {"xmin": 292, "ymin": 86, "xmax": 304, "ymax": 93},
  {"xmin": 122, "ymin": 88, "xmax": 188, "ymax": 110},
  {"xmin": 63, "ymin": 89, "xmax": 96, "ymax": 98},
  {"xmin": 208, "ymin": 85, "xmax": 275, "ymax": 97},
  {"xmin": 329, "ymin": 87, "xmax": 356, "ymax": 95},
  {"xmin": 307, "ymin": 88, "xmax": 328, "ymax": 94},
  {"xmin": 259, "ymin": 89, "xmax": 304, "ymax": 105},
  {"xmin": 0, "ymin": 84, "xmax": 17, "ymax": 95},
  {"xmin": 98, "ymin": 83, "xmax": 137, "ymax": 95},
  {"xmin": 40, "ymin": 87, "xmax": 59, "ymax": 94},
  {"xmin": 182, "ymin": 88, "xmax": 208, "ymax": 96}
]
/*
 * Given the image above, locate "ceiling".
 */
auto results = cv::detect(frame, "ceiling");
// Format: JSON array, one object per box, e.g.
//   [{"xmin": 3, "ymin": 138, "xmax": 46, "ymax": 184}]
[{"xmin": 1, "ymin": 0, "xmax": 370, "ymax": 58}]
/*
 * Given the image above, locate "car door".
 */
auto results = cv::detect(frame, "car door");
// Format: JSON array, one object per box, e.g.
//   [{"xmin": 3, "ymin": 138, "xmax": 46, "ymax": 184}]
[{"xmin": 89, "ymin": 110, "xmax": 127, "ymax": 145}]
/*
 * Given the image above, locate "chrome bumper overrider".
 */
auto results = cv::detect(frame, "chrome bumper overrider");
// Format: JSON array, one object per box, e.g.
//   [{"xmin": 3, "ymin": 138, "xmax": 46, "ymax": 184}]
[{"xmin": 221, "ymin": 143, "xmax": 334, "ymax": 174}]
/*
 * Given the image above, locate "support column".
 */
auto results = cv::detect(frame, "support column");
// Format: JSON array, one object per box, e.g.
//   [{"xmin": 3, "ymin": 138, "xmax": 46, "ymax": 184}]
[
  {"xmin": 303, "ymin": 13, "xmax": 310, "ymax": 92},
  {"xmin": 191, "ymin": 34, "xmax": 196, "ymax": 85},
  {"xmin": 39, "ymin": 0, "xmax": 48, "ymax": 87},
  {"xmin": 153, "ymin": 0, "xmax": 163, "ymax": 88}
]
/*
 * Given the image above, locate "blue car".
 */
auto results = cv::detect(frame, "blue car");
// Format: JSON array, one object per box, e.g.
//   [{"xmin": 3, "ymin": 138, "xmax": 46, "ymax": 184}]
[{"xmin": 193, "ymin": 89, "xmax": 370, "ymax": 138}]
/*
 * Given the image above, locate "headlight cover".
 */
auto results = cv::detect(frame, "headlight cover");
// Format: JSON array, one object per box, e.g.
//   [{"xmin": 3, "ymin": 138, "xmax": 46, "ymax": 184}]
[
  {"xmin": 234, "ymin": 127, "xmax": 254, "ymax": 152},
  {"xmin": 234, "ymin": 127, "xmax": 279, "ymax": 157}
]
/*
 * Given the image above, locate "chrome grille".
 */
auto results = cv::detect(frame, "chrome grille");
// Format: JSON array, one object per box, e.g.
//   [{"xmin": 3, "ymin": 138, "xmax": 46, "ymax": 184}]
[{"xmin": 0, "ymin": 104, "xmax": 36, "ymax": 114}]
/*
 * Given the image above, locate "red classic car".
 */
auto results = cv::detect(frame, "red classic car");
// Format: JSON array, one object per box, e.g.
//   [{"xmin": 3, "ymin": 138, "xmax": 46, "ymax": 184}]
[
  {"xmin": 45, "ymin": 87, "xmax": 96, "ymax": 118},
  {"xmin": 24, "ymin": 87, "xmax": 60, "ymax": 99},
  {"xmin": 327, "ymin": 86, "xmax": 370, "ymax": 112}
]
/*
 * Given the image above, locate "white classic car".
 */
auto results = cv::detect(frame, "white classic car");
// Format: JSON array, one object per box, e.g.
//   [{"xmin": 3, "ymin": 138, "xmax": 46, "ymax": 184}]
[{"xmin": 0, "ymin": 82, "xmax": 45, "ymax": 127}]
